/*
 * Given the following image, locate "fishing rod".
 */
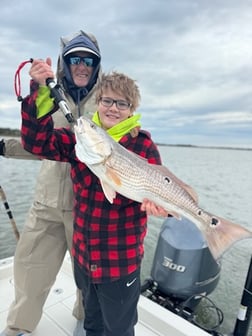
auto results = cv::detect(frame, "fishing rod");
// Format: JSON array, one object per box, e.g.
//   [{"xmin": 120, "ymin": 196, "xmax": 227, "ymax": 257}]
[
  {"xmin": 0, "ymin": 185, "xmax": 20, "ymax": 241},
  {"xmin": 232, "ymin": 255, "xmax": 252, "ymax": 336}
]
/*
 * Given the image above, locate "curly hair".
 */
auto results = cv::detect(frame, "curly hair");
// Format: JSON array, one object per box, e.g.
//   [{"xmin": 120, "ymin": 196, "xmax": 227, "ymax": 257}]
[{"xmin": 95, "ymin": 71, "xmax": 141, "ymax": 112}]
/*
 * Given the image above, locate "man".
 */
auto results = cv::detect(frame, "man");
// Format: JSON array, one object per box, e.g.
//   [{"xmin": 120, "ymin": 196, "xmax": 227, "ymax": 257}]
[{"xmin": 0, "ymin": 29, "xmax": 102, "ymax": 336}]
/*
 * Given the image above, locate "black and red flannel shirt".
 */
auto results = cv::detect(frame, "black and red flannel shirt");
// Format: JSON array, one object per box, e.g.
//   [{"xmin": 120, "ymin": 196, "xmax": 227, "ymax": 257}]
[{"xmin": 21, "ymin": 96, "xmax": 162, "ymax": 283}]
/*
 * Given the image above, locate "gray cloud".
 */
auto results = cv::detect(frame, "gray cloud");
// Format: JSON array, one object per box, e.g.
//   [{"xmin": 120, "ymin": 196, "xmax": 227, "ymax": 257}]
[{"xmin": 0, "ymin": 0, "xmax": 252, "ymax": 147}]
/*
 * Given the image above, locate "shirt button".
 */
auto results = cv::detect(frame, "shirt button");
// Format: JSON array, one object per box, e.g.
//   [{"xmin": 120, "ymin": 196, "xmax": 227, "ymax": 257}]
[{"xmin": 91, "ymin": 264, "xmax": 97, "ymax": 271}]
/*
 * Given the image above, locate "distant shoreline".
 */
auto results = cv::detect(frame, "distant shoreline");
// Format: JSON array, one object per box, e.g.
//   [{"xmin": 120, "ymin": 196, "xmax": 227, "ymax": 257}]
[
  {"xmin": 0, "ymin": 128, "xmax": 21, "ymax": 137},
  {"xmin": 1, "ymin": 128, "xmax": 251, "ymax": 151},
  {"xmin": 157, "ymin": 143, "xmax": 252, "ymax": 151}
]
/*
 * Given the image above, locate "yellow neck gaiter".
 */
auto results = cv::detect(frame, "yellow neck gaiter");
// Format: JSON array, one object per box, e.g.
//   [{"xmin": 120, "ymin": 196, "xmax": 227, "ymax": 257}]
[{"xmin": 92, "ymin": 111, "xmax": 141, "ymax": 142}]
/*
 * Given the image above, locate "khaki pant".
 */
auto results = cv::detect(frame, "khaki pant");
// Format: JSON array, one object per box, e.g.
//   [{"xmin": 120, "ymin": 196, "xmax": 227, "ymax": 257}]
[{"xmin": 6, "ymin": 201, "xmax": 84, "ymax": 332}]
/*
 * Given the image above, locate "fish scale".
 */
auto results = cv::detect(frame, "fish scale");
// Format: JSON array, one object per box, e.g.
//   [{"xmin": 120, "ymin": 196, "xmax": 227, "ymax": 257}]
[{"xmin": 106, "ymin": 146, "xmax": 198, "ymax": 212}]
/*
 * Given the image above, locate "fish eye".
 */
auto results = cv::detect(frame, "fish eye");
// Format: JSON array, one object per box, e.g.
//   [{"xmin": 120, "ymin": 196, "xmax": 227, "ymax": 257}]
[{"xmin": 164, "ymin": 177, "xmax": 171, "ymax": 184}]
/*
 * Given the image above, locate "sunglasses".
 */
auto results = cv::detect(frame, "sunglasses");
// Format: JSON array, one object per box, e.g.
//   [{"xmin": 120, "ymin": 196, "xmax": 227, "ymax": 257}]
[
  {"xmin": 67, "ymin": 56, "xmax": 95, "ymax": 67},
  {"xmin": 100, "ymin": 97, "xmax": 131, "ymax": 110}
]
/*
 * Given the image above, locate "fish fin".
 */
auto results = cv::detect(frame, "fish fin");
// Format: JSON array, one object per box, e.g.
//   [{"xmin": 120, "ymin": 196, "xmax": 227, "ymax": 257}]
[
  {"xmin": 204, "ymin": 214, "xmax": 252, "ymax": 260},
  {"xmin": 151, "ymin": 164, "xmax": 198, "ymax": 203},
  {"xmin": 100, "ymin": 167, "xmax": 122, "ymax": 203},
  {"xmin": 106, "ymin": 167, "xmax": 122, "ymax": 186},
  {"xmin": 100, "ymin": 180, "xmax": 116, "ymax": 204}
]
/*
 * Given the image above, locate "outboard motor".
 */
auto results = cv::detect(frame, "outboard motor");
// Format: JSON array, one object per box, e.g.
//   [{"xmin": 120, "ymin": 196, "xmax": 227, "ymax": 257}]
[{"xmin": 142, "ymin": 216, "xmax": 221, "ymax": 314}]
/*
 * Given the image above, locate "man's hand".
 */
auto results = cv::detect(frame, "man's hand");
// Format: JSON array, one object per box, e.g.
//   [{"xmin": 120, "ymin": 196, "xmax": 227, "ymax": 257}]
[
  {"xmin": 29, "ymin": 58, "xmax": 54, "ymax": 86},
  {"xmin": 0, "ymin": 139, "xmax": 5, "ymax": 156},
  {"xmin": 141, "ymin": 198, "xmax": 169, "ymax": 217}
]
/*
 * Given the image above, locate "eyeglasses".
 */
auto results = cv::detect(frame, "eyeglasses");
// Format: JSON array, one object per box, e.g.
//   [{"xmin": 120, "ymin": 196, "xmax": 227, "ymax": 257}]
[
  {"xmin": 99, "ymin": 97, "xmax": 131, "ymax": 110},
  {"xmin": 67, "ymin": 56, "xmax": 95, "ymax": 67}
]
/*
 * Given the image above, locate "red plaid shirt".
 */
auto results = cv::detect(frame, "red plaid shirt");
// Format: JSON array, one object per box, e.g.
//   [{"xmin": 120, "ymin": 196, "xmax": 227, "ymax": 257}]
[{"xmin": 21, "ymin": 92, "xmax": 162, "ymax": 283}]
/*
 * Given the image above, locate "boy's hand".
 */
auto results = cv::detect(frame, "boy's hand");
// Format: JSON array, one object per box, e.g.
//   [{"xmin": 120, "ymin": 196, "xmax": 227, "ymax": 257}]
[{"xmin": 141, "ymin": 198, "xmax": 169, "ymax": 217}]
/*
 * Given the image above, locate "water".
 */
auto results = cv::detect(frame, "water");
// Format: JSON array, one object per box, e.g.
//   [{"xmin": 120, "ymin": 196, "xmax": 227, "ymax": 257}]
[
  {"xmin": 0, "ymin": 157, "xmax": 41, "ymax": 257},
  {"xmin": 0, "ymin": 146, "xmax": 252, "ymax": 335}
]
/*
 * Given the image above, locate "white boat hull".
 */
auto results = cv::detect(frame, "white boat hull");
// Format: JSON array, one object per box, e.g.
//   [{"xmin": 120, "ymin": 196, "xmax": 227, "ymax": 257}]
[{"xmin": 0, "ymin": 255, "xmax": 210, "ymax": 335}]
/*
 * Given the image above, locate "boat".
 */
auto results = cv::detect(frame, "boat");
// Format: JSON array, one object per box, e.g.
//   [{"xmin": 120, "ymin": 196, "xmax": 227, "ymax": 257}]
[
  {"xmin": 1, "ymin": 218, "xmax": 251, "ymax": 335},
  {"xmin": 0, "ymin": 253, "xmax": 211, "ymax": 336}
]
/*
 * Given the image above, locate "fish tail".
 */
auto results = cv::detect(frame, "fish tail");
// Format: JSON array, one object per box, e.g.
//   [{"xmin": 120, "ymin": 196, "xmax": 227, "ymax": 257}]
[{"xmin": 204, "ymin": 215, "xmax": 252, "ymax": 260}]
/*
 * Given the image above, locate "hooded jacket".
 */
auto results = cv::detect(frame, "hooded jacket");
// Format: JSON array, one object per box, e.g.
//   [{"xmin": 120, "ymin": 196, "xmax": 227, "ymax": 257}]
[{"xmin": 5, "ymin": 30, "xmax": 102, "ymax": 210}]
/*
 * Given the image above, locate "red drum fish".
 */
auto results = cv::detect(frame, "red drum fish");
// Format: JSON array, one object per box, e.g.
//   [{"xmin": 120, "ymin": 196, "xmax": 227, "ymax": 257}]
[{"xmin": 74, "ymin": 116, "xmax": 252, "ymax": 260}]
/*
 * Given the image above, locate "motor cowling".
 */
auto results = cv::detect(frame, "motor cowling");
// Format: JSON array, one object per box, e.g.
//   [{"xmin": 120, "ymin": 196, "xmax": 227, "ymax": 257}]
[{"xmin": 150, "ymin": 217, "xmax": 221, "ymax": 304}]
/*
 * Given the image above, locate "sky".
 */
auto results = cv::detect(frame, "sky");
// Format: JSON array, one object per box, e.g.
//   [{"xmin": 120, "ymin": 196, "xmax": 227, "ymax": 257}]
[{"xmin": 0, "ymin": 0, "xmax": 252, "ymax": 148}]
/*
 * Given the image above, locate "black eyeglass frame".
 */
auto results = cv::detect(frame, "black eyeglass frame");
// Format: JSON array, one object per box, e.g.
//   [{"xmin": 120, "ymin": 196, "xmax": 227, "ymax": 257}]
[{"xmin": 99, "ymin": 97, "xmax": 132, "ymax": 110}]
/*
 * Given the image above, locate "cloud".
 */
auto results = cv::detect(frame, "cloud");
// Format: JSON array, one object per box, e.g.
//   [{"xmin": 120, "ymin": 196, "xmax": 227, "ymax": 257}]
[{"xmin": 0, "ymin": 0, "xmax": 252, "ymax": 147}]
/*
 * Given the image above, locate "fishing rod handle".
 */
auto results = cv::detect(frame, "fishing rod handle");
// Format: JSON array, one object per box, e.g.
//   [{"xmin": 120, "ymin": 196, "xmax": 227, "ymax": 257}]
[{"xmin": 46, "ymin": 78, "xmax": 75, "ymax": 123}]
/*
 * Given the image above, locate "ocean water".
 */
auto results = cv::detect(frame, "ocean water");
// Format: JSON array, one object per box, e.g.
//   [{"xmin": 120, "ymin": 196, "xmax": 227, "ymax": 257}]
[{"xmin": 0, "ymin": 145, "xmax": 252, "ymax": 335}]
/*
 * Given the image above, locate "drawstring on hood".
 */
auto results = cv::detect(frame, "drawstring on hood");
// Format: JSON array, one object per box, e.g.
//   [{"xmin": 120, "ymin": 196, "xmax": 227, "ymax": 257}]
[{"xmin": 57, "ymin": 32, "xmax": 101, "ymax": 107}]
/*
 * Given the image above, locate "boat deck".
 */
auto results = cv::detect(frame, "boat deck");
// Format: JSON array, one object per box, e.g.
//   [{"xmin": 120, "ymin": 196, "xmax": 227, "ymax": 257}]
[{"xmin": 0, "ymin": 255, "xmax": 210, "ymax": 336}]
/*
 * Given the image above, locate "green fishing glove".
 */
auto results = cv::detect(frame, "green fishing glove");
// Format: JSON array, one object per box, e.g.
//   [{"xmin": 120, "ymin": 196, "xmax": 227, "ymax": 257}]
[{"xmin": 36, "ymin": 85, "xmax": 54, "ymax": 119}]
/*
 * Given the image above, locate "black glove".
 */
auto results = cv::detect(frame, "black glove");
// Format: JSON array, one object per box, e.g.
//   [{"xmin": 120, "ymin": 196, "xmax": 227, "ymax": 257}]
[{"xmin": 0, "ymin": 139, "xmax": 5, "ymax": 155}]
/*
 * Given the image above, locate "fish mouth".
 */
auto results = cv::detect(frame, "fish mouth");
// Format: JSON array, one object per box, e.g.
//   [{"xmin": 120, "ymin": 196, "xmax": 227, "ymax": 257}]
[
  {"xmin": 77, "ymin": 117, "xmax": 83, "ymax": 127},
  {"xmin": 75, "ymin": 117, "xmax": 86, "ymax": 133},
  {"xmin": 75, "ymin": 116, "xmax": 97, "ymax": 134}
]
